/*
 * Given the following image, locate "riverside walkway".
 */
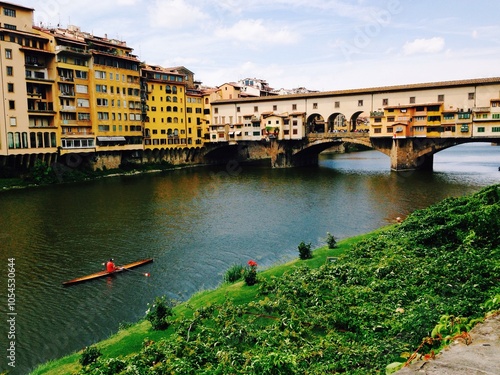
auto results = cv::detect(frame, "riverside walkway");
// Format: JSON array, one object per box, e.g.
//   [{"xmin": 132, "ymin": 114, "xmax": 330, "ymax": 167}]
[{"xmin": 397, "ymin": 312, "xmax": 500, "ymax": 375}]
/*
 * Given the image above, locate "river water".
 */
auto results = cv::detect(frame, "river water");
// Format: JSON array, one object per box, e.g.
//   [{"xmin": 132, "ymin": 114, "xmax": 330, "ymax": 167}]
[{"xmin": 0, "ymin": 143, "xmax": 499, "ymax": 374}]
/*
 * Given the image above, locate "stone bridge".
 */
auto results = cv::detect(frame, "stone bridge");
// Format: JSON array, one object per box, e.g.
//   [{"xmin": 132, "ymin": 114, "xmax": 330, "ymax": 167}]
[{"xmin": 201, "ymin": 133, "xmax": 499, "ymax": 171}]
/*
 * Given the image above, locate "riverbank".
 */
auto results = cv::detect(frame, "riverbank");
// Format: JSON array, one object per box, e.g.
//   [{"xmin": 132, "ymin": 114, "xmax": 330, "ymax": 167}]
[
  {"xmin": 30, "ymin": 184, "xmax": 500, "ymax": 375},
  {"xmin": 0, "ymin": 161, "xmax": 206, "ymax": 193}
]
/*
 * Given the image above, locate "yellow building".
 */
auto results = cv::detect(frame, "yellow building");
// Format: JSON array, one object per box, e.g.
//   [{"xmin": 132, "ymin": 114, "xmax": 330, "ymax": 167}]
[
  {"xmin": 142, "ymin": 65, "xmax": 187, "ymax": 149},
  {"xmin": 0, "ymin": 2, "xmax": 58, "ymax": 163},
  {"xmin": 88, "ymin": 33, "xmax": 142, "ymax": 154},
  {"xmin": 186, "ymin": 89, "xmax": 204, "ymax": 146}
]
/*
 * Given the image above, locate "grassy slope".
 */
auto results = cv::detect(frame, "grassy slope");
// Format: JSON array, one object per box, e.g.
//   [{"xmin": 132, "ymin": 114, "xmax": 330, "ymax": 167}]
[{"xmin": 30, "ymin": 233, "xmax": 374, "ymax": 375}]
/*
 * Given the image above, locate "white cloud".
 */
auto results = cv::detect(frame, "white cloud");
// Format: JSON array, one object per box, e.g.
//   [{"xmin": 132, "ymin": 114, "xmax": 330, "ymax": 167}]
[
  {"xmin": 214, "ymin": 19, "xmax": 298, "ymax": 45},
  {"xmin": 402, "ymin": 37, "xmax": 445, "ymax": 56},
  {"xmin": 148, "ymin": 0, "xmax": 208, "ymax": 29}
]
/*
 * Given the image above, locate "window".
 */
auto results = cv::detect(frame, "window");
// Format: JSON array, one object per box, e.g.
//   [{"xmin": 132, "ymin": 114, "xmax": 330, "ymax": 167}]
[
  {"xmin": 236, "ymin": 106, "xmax": 240, "ymax": 112},
  {"xmin": 6, "ymin": 66, "xmax": 13, "ymax": 76},
  {"xmin": 438, "ymin": 94, "xmax": 444, "ymax": 102},
  {"xmin": 96, "ymin": 98, "xmax": 108, "ymax": 106},
  {"xmin": 468, "ymin": 92, "xmax": 475, "ymax": 100},
  {"xmin": 7, "ymin": 83, "xmax": 14, "ymax": 92},
  {"xmin": 75, "ymin": 70, "xmax": 87, "ymax": 79},
  {"xmin": 358, "ymin": 100, "xmax": 363, "ymax": 106},
  {"xmin": 76, "ymin": 85, "xmax": 88, "ymax": 94},
  {"xmin": 5, "ymin": 49, "xmax": 12, "ymax": 59},
  {"xmin": 382, "ymin": 98, "xmax": 388, "ymax": 106},
  {"xmin": 492, "ymin": 114, "xmax": 500, "ymax": 119},
  {"xmin": 94, "ymin": 70, "xmax": 106, "ymax": 79},
  {"xmin": 95, "ymin": 84, "xmax": 107, "ymax": 93},
  {"xmin": 292, "ymin": 104, "xmax": 297, "ymax": 110},
  {"xmin": 493, "ymin": 127, "xmax": 500, "ymax": 132},
  {"xmin": 410, "ymin": 96, "xmax": 416, "ymax": 104},
  {"xmin": 334, "ymin": 101, "xmax": 340, "ymax": 108},
  {"xmin": 4, "ymin": 8, "xmax": 16, "ymax": 17},
  {"xmin": 9, "ymin": 100, "xmax": 15, "ymax": 110},
  {"xmin": 273, "ymin": 105, "xmax": 278, "ymax": 111},
  {"xmin": 313, "ymin": 103, "xmax": 318, "ymax": 109},
  {"xmin": 477, "ymin": 127, "xmax": 485, "ymax": 133},
  {"xmin": 77, "ymin": 98, "xmax": 90, "ymax": 107},
  {"xmin": 254, "ymin": 106, "xmax": 258, "ymax": 112}
]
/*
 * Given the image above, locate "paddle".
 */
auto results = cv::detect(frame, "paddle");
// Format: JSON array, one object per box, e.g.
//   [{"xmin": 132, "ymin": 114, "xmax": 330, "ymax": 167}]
[{"xmin": 120, "ymin": 266, "xmax": 151, "ymax": 277}]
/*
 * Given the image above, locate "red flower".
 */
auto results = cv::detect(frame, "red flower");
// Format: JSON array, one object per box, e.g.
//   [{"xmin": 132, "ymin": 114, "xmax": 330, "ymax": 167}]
[{"xmin": 248, "ymin": 260, "xmax": 257, "ymax": 267}]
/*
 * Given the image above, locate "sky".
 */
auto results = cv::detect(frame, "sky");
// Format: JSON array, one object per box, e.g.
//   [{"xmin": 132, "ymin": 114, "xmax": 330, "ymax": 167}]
[{"xmin": 15, "ymin": 0, "xmax": 500, "ymax": 92}]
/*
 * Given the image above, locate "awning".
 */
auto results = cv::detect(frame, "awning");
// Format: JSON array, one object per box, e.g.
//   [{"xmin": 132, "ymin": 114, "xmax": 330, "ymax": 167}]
[
  {"xmin": 97, "ymin": 136, "xmax": 126, "ymax": 142},
  {"xmin": 236, "ymin": 131, "xmax": 242, "ymax": 135}
]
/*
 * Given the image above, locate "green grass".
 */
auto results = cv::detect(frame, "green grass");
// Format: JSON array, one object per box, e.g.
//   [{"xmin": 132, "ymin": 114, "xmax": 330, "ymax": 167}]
[{"xmin": 30, "ymin": 230, "xmax": 382, "ymax": 375}]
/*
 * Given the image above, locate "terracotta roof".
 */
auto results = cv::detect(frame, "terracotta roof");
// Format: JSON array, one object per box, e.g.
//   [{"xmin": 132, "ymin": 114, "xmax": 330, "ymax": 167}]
[{"xmin": 213, "ymin": 77, "xmax": 500, "ymax": 104}]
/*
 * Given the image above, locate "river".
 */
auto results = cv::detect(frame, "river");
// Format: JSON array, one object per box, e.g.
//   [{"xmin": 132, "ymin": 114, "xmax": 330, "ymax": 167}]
[{"xmin": 0, "ymin": 143, "xmax": 499, "ymax": 374}]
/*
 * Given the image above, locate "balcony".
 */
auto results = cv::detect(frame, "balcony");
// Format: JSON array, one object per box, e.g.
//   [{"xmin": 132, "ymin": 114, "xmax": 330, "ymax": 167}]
[
  {"xmin": 370, "ymin": 111, "xmax": 384, "ymax": 117},
  {"xmin": 55, "ymin": 45, "xmax": 90, "ymax": 56},
  {"xmin": 28, "ymin": 101, "xmax": 55, "ymax": 113},
  {"xmin": 473, "ymin": 106, "xmax": 491, "ymax": 113}
]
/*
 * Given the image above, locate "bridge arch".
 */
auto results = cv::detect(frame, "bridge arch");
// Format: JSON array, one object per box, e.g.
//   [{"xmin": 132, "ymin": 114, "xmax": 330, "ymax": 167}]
[{"xmin": 327, "ymin": 112, "xmax": 347, "ymax": 132}]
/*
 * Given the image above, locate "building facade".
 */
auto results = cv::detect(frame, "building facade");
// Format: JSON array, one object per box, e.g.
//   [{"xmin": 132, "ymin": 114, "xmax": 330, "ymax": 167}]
[{"xmin": 0, "ymin": 2, "xmax": 58, "ymax": 164}]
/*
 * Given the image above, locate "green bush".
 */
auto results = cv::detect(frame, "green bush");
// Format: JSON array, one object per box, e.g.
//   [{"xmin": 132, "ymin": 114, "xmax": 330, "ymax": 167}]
[
  {"xmin": 298, "ymin": 241, "xmax": 312, "ymax": 260},
  {"xmin": 79, "ymin": 345, "xmax": 101, "ymax": 366},
  {"xmin": 224, "ymin": 264, "xmax": 245, "ymax": 283},
  {"xmin": 145, "ymin": 296, "xmax": 173, "ymax": 330},
  {"xmin": 28, "ymin": 160, "xmax": 58, "ymax": 185},
  {"xmin": 326, "ymin": 232, "xmax": 337, "ymax": 249}
]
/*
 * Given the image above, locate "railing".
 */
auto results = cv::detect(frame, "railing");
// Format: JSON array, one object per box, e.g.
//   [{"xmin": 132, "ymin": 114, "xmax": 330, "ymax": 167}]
[{"xmin": 307, "ymin": 131, "xmax": 370, "ymax": 140}]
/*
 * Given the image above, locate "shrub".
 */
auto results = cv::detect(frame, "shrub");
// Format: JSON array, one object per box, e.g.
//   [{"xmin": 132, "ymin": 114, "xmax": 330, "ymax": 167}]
[
  {"xmin": 325, "ymin": 232, "xmax": 337, "ymax": 249},
  {"xmin": 27, "ymin": 160, "xmax": 58, "ymax": 185},
  {"xmin": 244, "ymin": 260, "xmax": 258, "ymax": 286},
  {"xmin": 145, "ymin": 296, "xmax": 174, "ymax": 330},
  {"xmin": 80, "ymin": 345, "xmax": 101, "ymax": 366},
  {"xmin": 224, "ymin": 264, "xmax": 245, "ymax": 283},
  {"xmin": 298, "ymin": 241, "xmax": 312, "ymax": 260}
]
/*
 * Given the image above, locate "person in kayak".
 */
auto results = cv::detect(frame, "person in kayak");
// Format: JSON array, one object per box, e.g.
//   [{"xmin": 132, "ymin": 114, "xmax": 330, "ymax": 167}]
[{"xmin": 106, "ymin": 258, "xmax": 119, "ymax": 272}]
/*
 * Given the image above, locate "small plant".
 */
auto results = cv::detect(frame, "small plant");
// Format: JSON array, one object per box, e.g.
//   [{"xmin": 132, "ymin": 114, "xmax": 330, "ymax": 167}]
[
  {"xmin": 145, "ymin": 296, "xmax": 173, "ymax": 330},
  {"xmin": 244, "ymin": 260, "xmax": 258, "ymax": 286},
  {"xmin": 80, "ymin": 345, "xmax": 101, "ymax": 366},
  {"xmin": 298, "ymin": 241, "xmax": 312, "ymax": 260},
  {"xmin": 325, "ymin": 232, "xmax": 337, "ymax": 249},
  {"xmin": 223, "ymin": 264, "xmax": 245, "ymax": 283}
]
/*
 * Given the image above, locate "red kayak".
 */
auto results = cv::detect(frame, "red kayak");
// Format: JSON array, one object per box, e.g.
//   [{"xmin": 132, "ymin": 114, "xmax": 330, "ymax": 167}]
[{"xmin": 62, "ymin": 258, "xmax": 153, "ymax": 286}]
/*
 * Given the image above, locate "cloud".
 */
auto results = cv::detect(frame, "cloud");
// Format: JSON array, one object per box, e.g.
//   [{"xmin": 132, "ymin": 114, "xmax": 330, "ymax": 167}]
[
  {"xmin": 214, "ymin": 19, "xmax": 298, "ymax": 45},
  {"xmin": 148, "ymin": 0, "xmax": 208, "ymax": 29},
  {"xmin": 402, "ymin": 37, "xmax": 445, "ymax": 55}
]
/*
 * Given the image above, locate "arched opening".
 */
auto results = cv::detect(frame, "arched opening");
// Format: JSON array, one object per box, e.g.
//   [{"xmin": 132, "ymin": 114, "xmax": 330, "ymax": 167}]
[
  {"xmin": 351, "ymin": 111, "xmax": 370, "ymax": 132},
  {"xmin": 306, "ymin": 113, "xmax": 325, "ymax": 133},
  {"xmin": 327, "ymin": 113, "xmax": 347, "ymax": 132}
]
